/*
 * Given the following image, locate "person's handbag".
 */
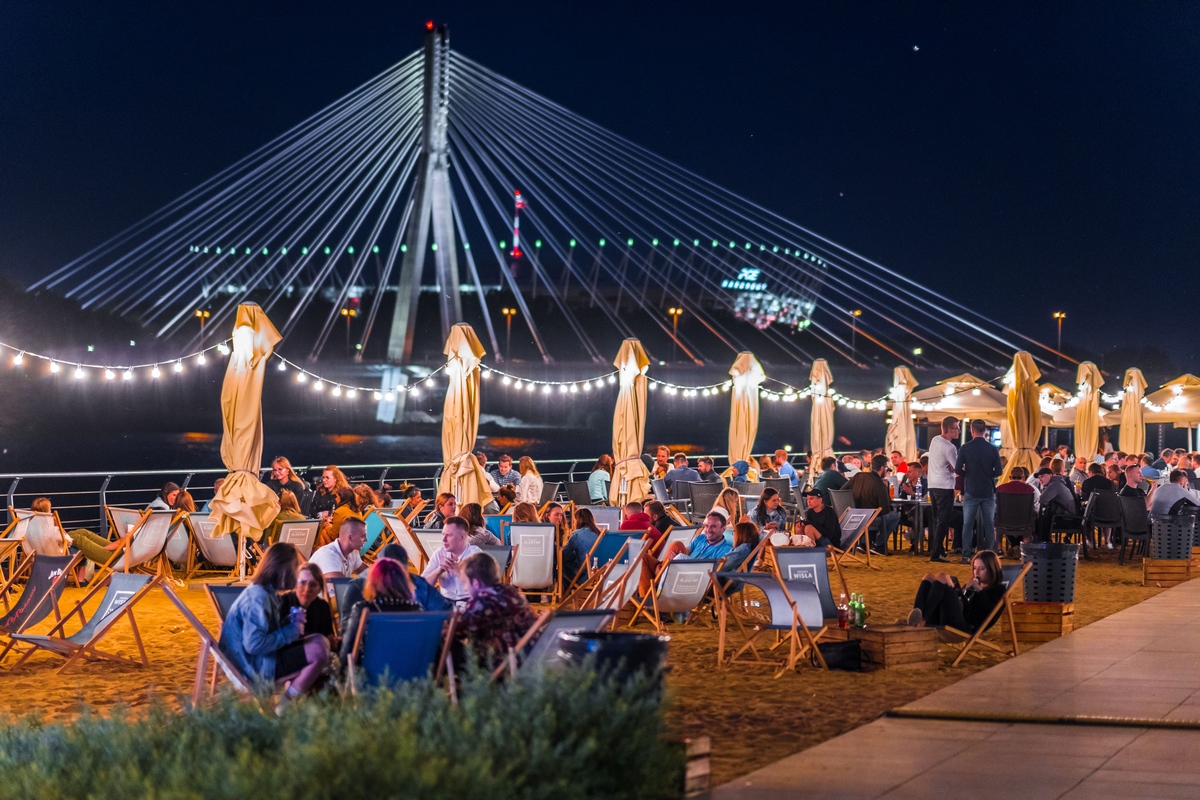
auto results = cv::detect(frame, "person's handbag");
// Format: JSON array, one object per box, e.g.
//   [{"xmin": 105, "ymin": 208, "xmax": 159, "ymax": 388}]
[{"xmin": 812, "ymin": 640, "xmax": 861, "ymax": 671}]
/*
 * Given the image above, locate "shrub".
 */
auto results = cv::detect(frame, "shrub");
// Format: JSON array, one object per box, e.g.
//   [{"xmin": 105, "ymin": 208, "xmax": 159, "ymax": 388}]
[{"xmin": 0, "ymin": 668, "xmax": 682, "ymax": 800}]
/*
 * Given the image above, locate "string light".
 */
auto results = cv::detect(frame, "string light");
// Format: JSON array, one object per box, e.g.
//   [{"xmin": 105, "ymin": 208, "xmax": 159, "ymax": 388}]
[{"xmin": 49, "ymin": 361, "xmax": 59, "ymax": 374}]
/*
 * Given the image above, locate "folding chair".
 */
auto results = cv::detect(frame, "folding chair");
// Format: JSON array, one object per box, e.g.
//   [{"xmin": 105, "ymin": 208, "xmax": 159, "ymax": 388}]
[
  {"xmin": 360, "ymin": 510, "xmax": 389, "ymax": 558},
  {"xmin": 484, "ymin": 515, "xmax": 512, "ymax": 545},
  {"xmin": 491, "ymin": 608, "xmax": 616, "ymax": 680},
  {"xmin": 771, "ymin": 546, "xmax": 847, "ymax": 621},
  {"xmin": 277, "ymin": 520, "xmax": 320, "ymax": 560},
  {"xmin": 561, "ymin": 530, "xmax": 638, "ymax": 605},
  {"xmin": 587, "ymin": 539, "xmax": 648, "ymax": 616},
  {"xmin": 413, "ymin": 530, "xmax": 445, "ymax": 564},
  {"xmin": 0, "ymin": 553, "xmax": 80, "ymax": 663},
  {"xmin": 105, "ymin": 506, "xmax": 146, "ymax": 542},
  {"xmin": 328, "ymin": 577, "xmax": 353, "ymax": 624},
  {"xmin": 829, "ymin": 508, "xmax": 881, "ymax": 570},
  {"xmin": 186, "ymin": 515, "xmax": 240, "ymax": 577},
  {"xmin": 97, "ymin": 509, "xmax": 180, "ymax": 580},
  {"xmin": 161, "ymin": 582, "xmax": 254, "ymax": 703},
  {"xmin": 538, "ymin": 481, "xmax": 562, "ymax": 508},
  {"xmin": 2, "ymin": 511, "xmax": 72, "ymax": 557},
  {"xmin": 829, "ymin": 487, "xmax": 854, "ymax": 520},
  {"xmin": 943, "ymin": 562, "xmax": 1032, "ymax": 666},
  {"xmin": 204, "ymin": 584, "xmax": 245, "ymax": 625},
  {"xmin": 376, "ymin": 513, "xmax": 428, "ymax": 570},
  {"xmin": 629, "ymin": 557, "xmax": 722, "ymax": 633},
  {"xmin": 508, "ymin": 523, "xmax": 560, "ymax": 604},
  {"xmin": 8, "ymin": 571, "xmax": 159, "ymax": 673},
  {"xmin": 713, "ymin": 569, "xmax": 828, "ymax": 675},
  {"xmin": 347, "ymin": 610, "xmax": 455, "ymax": 695},
  {"xmin": 478, "ymin": 545, "xmax": 515, "ymax": 581},
  {"xmin": 654, "ymin": 525, "xmax": 698, "ymax": 557}
]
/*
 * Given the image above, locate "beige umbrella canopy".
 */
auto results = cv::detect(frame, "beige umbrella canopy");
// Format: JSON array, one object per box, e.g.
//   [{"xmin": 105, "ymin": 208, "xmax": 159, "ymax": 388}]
[
  {"xmin": 1119, "ymin": 368, "xmax": 1147, "ymax": 455},
  {"xmin": 808, "ymin": 359, "xmax": 834, "ymax": 477},
  {"xmin": 1068, "ymin": 362, "xmax": 1105, "ymax": 456},
  {"xmin": 1144, "ymin": 374, "xmax": 1200, "ymax": 451},
  {"xmin": 210, "ymin": 304, "xmax": 282, "ymax": 576},
  {"xmin": 728, "ymin": 352, "xmax": 766, "ymax": 465},
  {"xmin": 609, "ymin": 339, "xmax": 652, "ymax": 505},
  {"xmin": 1000, "ymin": 352, "xmax": 1042, "ymax": 481},
  {"xmin": 910, "ymin": 373, "xmax": 1008, "ymax": 423},
  {"xmin": 884, "ymin": 366, "xmax": 919, "ymax": 462},
  {"xmin": 437, "ymin": 323, "xmax": 494, "ymax": 507}
]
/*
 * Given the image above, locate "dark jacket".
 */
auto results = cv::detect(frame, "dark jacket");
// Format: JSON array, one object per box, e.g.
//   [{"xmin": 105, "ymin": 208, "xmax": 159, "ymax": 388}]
[
  {"xmin": 955, "ymin": 438, "xmax": 1003, "ymax": 498},
  {"xmin": 848, "ymin": 470, "xmax": 890, "ymax": 512},
  {"xmin": 962, "ymin": 583, "xmax": 1006, "ymax": 634}
]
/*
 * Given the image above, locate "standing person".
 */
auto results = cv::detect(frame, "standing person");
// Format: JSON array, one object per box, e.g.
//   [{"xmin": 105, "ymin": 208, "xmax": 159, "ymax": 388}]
[
  {"xmin": 848, "ymin": 454, "xmax": 900, "ymax": 555},
  {"xmin": 515, "ymin": 457, "xmax": 544, "ymax": 505},
  {"xmin": 955, "ymin": 419, "xmax": 1003, "ymax": 563},
  {"xmin": 421, "ymin": 516, "xmax": 482, "ymax": 602},
  {"xmin": 264, "ymin": 457, "xmax": 307, "ymax": 498},
  {"xmin": 587, "ymin": 455, "xmax": 615, "ymax": 503},
  {"xmin": 491, "ymin": 455, "xmax": 521, "ymax": 489},
  {"xmin": 774, "ymin": 449, "xmax": 800, "ymax": 487},
  {"xmin": 927, "ymin": 416, "xmax": 960, "ymax": 564}
]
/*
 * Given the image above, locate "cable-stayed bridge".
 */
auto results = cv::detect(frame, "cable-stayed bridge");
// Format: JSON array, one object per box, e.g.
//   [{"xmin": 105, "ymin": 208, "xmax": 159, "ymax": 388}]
[{"xmin": 32, "ymin": 24, "xmax": 1061, "ymax": 373}]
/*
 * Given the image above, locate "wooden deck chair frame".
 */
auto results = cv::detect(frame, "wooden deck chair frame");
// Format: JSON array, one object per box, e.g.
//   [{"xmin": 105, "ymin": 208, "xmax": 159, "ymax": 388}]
[
  {"xmin": 628, "ymin": 557, "xmax": 723, "ymax": 634},
  {"xmin": 943, "ymin": 562, "xmax": 1032, "ymax": 667},
  {"xmin": 0, "ymin": 551, "xmax": 82, "ymax": 664},
  {"xmin": 400, "ymin": 498, "xmax": 428, "ymax": 527},
  {"xmin": 182, "ymin": 514, "xmax": 242, "ymax": 580},
  {"xmin": 712, "ymin": 567, "xmax": 829, "ymax": 676},
  {"xmin": 829, "ymin": 507, "xmax": 881, "ymax": 570},
  {"xmin": 765, "ymin": 541, "xmax": 851, "ymax": 607},
  {"xmin": 490, "ymin": 608, "xmax": 617, "ymax": 681},
  {"xmin": 378, "ymin": 512, "xmax": 429, "ymax": 571},
  {"xmin": 276, "ymin": 519, "xmax": 320, "ymax": 561},
  {"xmin": 582, "ymin": 539, "xmax": 648, "ymax": 617},
  {"xmin": 347, "ymin": 609, "xmax": 459, "ymax": 704},
  {"xmin": 507, "ymin": 524, "xmax": 561, "ymax": 605},
  {"xmin": 560, "ymin": 532, "xmax": 637, "ymax": 608},
  {"xmin": 7, "ymin": 571, "xmax": 159, "ymax": 673},
  {"xmin": 0, "ymin": 539, "xmax": 19, "ymax": 583},
  {"xmin": 161, "ymin": 583, "xmax": 253, "ymax": 704},
  {"xmin": 94, "ymin": 508, "xmax": 183, "ymax": 582}
]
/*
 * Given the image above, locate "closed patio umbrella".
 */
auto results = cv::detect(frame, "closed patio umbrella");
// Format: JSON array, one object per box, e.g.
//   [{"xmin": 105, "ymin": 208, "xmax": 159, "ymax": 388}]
[
  {"xmin": 437, "ymin": 323, "xmax": 494, "ymax": 507},
  {"xmin": 884, "ymin": 366, "xmax": 919, "ymax": 462},
  {"xmin": 728, "ymin": 352, "xmax": 765, "ymax": 465},
  {"xmin": 808, "ymin": 359, "xmax": 834, "ymax": 477},
  {"xmin": 209, "ymin": 303, "xmax": 282, "ymax": 580},
  {"xmin": 609, "ymin": 339, "xmax": 652, "ymax": 505},
  {"xmin": 1119, "ymin": 368, "xmax": 1147, "ymax": 455},
  {"xmin": 1072, "ymin": 361, "xmax": 1104, "ymax": 459},
  {"xmin": 1000, "ymin": 352, "xmax": 1042, "ymax": 482}
]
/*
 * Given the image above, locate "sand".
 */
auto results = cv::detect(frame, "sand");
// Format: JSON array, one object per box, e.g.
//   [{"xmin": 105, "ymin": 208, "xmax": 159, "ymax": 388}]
[{"xmin": 0, "ymin": 549, "xmax": 1167, "ymax": 785}]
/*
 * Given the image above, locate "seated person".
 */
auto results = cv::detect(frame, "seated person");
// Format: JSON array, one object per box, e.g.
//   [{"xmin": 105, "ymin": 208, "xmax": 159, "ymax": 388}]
[
  {"xmin": 308, "ymin": 517, "xmax": 367, "ymax": 580},
  {"xmin": 643, "ymin": 500, "xmax": 673, "ymax": 542},
  {"xmin": 1079, "ymin": 462, "xmax": 1115, "ymax": 499},
  {"xmin": 423, "ymin": 492, "xmax": 457, "ymax": 529},
  {"xmin": 712, "ymin": 487, "xmax": 743, "ymax": 526},
  {"xmin": 496, "ymin": 485, "xmax": 517, "ymax": 509},
  {"xmin": 460, "ymin": 502, "xmax": 501, "ymax": 547},
  {"xmin": 561, "ymin": 508, "xmax": 604, "ymax": 585},
  {"xmin": 338, "ymin": 543, "xmax": 451, "ymax": 632},
  {"xmin": 753, "ymin": 488, "xmax": 789, "ymax": 535},
  {"xmin": 998, "ymin": 466, "xmax": 1035, "ymax": 495},
  {"xmin": 757, "ymin": 456, "xmax": 779, "ymax": 481},
  {"xmin": 420, "ymin": 516, "xmax": 482, "ymax": 602},
  {"xmin": 458, "ymin": 552, "xmax": 538, "ymax": 664},
  {"xmin": 1151, "ymin": 470, "xmax": 1200, "ymax": 516},
  {"xmin": 723, "ymin": 521, "xmax": 763, "ymax": 571},
  {"xmin": 396, "ymin": 483, "xmax": 422, "ymax": 516},
  {"xmin": 906, "ymin": 550, "xmax": 1005, "ymax": 633},
  {"xmin": 640, "ymin": 512, "xmax": 734, "ymax": 594},
  {"xmin": 897, "ymin": 462, "xmax": 926, "ymax": 499},
  {"xmin": 340, "ymin": 559, "xmax": 423, "ymax": 664},
  {"xmin": 201, "ymin": 478, "xmax": 224, "ymax": 514},
  {"xmin": 510, "ymin": 502, "xmax": 540, "ymax": 523},
  {"xmin": 812, "ymin": 457, "xmax": 847, "ymax": 505},
  {"xmin": 1034, "ymin": 468, "xmax": 1078, "ymax": 541},
  {"xmin": 663, "ymin": 453, "xmax": 701, "ymax": 493},
  {"xmin": 796, "ymin": 488, "xmax": 840, "ymax": 548},
  {"xmin": 318, "ymin": 486, "xmax": 357, "ymax": 548},
  {"xmin": 541, "ymin": 502, "xmax": 568, "ymax": 541},
  {"xmin": 1119, "ymin": 464, "xmax": 1155, "ymax": 509},
  {"xmin": 587, "ymin": 455, "xmax": 614, "ymax": 504},
  {"xmin": 848, "ymin": 454, "xmax": 900, "ymax": 555},
  {"xmin": 265, "ymin": 489, "xmax": 306, "ymax": 544},
  {"xmin": 264, "ymin": 457, "xmax": 307, "ymax": 498},
  {"xmin": 774, "ymin": 449, "xmax": 800, "ymax": 487},
  {"xmin": 148, "ymin": 482, "xmax": 181, "ymax": 511},
  {"xmin": 619, "ymin": 501, "xmax": 652, "ymax": 532},
  {"xmin": 281, "ymin": 563, "xmax": 336, "ymax": 647},
  {"xmin": 695, "ymin": 456, "xmax": 723, "ymax": 484},
  {"xmin": 218, "ymin": 543, "xmax": 330, "ymax": 709}
]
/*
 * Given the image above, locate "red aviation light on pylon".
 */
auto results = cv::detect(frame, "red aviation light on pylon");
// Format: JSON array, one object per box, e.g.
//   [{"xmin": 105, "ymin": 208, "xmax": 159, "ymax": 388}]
[
  {"xmin": 510, "ymin": 190, "xmax": 526, "ymax": 259},
  {"xmin": 425, "ymin": 20, "xmax": 434, "ymax": 30}
]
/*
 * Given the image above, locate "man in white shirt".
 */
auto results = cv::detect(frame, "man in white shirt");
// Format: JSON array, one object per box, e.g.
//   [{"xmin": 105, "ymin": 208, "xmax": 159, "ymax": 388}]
[
  {"xmin": 926, "ymin": 415, "xmax": 960, "ymax": 563},
  {"xmin": 420, "ymin": 516, "xmax": 482, "ymax": 602},
  {"xmin": 308, "ymin": 516, "xmax": 367, "ymax": 580}
]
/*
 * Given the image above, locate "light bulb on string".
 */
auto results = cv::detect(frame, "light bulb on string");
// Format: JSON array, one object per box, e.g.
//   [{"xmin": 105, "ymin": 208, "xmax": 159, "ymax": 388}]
[
  {"xmin": 277, "ymin": 361, "xmax": 287, "ymax": 371},
  {"xmin": 174, "ymin": 361, "xmax": 183, "ymax": 373},
  {"xmin": 648, "ymin": 382, "xmax": 657, "ymax": 390},
  {"xmin": 424, "ymin": 377, "xmax": 434, "ymax": 387},
  {"xmin": 513, "ymin": 380, "xmax": 522, "ymax": 389},
  {"xmin": 410, "ymin": 389, "xmax": 421, "ymax": 399},
  {"xmin": 151, "ymin": 365, "xmax": 161, "ymax": 378},
  {"xmin": 570, "ymin": 384, "xmax": 578, "ymax": 393},
  {"xmin": 582, "ymin": 382, "xmax": 591, "ymax": 392},
  {"xmin": 347, "ymin": 389, "xmax": 356, "ymax": 398},
  {"xmin": 216, "ymin": 343, "xmax": 230, "ymax": 356},
  {"xmin": 558, "ymin": 384, "xmax": 568, "ymax": 394},
  {"xmin": 332, "ymin": 386, "xmax": 342, "ymax": 397},
  {"xmin": 542, "ymin": 385, "xmax": 551, "ymax": 394},
  {"xmin": 197, "ymin": 354, "xmax": 207, "ymax": 365},
  {"xmin": 105, "ymin": 369, "xmax": 115, "ymax": 381},
  {"xmin": 297, "ymin": 373, "xmax": 307, "ymax": 383},
  {"xmin": 384, "ymin": 392, "xmax": 394, "ymax": 401},
  {"xmin": 607, "ymin": 375, "xmax": 616, "ymax": 385},
  {"xmin": 12, "ymin": 352, "xmax": 23, "ymax": 365},
  {"xmin": 123, "ymin": 369, "xmax": 133, "ymax": 381},
  {"xmin": 314, "ymin": 381, "xmax": 324, "ymax": 392},
  {"xmin": 526, "ymin": 383, "xmax": 535, "ymax": 392},
  {"xmin": 75, "ymin": 365, "xmax": 84, "ymax": 380},
  {"xmin": 502, "ymin": 376, "xmax": 511, "ymax": 386},
  {"xmin": 49, "ymin": 361, "xmax": 59, "ymax": 374}
]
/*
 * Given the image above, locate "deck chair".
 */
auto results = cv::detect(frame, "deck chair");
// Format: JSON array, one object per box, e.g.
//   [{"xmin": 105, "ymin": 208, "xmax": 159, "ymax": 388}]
[
  {"xmin": 204, "ymin": 584, "xmax": 245, "ymax": 626},
  {"xmin": 629, "ymin": 557, "xmax": 722, "ymax": 633},
  {"xmin": 508, "ymin": 523, "xmax": 560, "ymax": 604},
  {"xmin": 654, "ymin": 525, "xmax": 698, "ymax": 556},
  {"xmin": 399, "ymin": 498, "xmax": 428, "ymax": 527},
  {"xmin": 943, "ymin": 562, "xmax": 1032, "ymax": 666},
  {"xmin": 562, "ymin": 530, "xmax": 638, "ymax": 603},
  {"xmin": 360, "ymin": 510, "xmax": 389, "ymax": 557},
  {"xmin": 161, "ymin": 582, "xmax": 253, "ymax": 703},
  {"xmin": 376, "ymin": 513, "xmax": 428, "ymax": 570},
  {"xmin": 2, "ymin": 511, "xmax": 71, "ymax": 557},
  {"xmin": 328, "ymin": 577, "xmax": 353, "ymax": 622},
  {"xmin": 478, "ymin": 545, "xmax": 514, "ymax": 580},
  {"xmin": 588, "ymin": 539, "xmax": 648, "ymax": 615},
  {"xmin": 492, "ymin": 608, "xmax": 616, "ymax": 680},
  {"xmin": 98, "ymin": 509, "xmax": 179, "ymax": 579},
  {"xmin": 564, "ymin": 482, "xmax": 592, "ymax": 506},
  {"xmin": 277, "ymin": 519, "xmax": 320, "ymax": 560},
  {"xmin": 829, "ymin": 508, "xmax": 881, "ymax": 570},
  {"xmin": 8, "ymin": 571, "xmax": 158, "ymax": 673},
  {"xmin": 713, "ymin": 568, "xmax": 828, "ymax": 675},
  {"xmin": 0, "ymin": 552, "xmax": 80, "ymax": 663},
  {"xmin": 484, "ymin": 515, "xmax": 511, "ymax": 544},
  {"xmin": 106, "ymin": 506, "xmax": 146, "ymax": 542},
  {"xmin": 414, "ymin": 529, "xmax": 445, "ymax": 561},
  {"xmin": 347, "ymin": 610, "xmax": 455, "ymax": 693},
  {"xmin": 771, "ymin": 546, "xmax": 846, "ymax": 621},
  {"xmin": 187, "ymin": 515, "xmax": 240, "ymax": 576},
  {"xmin": 829, "ymin": 488, "xmax": 854, "ymax": 520}
]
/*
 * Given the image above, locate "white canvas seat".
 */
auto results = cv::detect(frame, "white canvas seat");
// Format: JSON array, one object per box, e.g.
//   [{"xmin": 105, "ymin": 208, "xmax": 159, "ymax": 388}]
[
  {"xmin": 106, "ymin": 510, "xmax": 177, "ymax": 575},
  {"xmin": 714, "ymin": 569, "xmax": 829, "ymax": 675},
  {"xmin": 106, "ymin": 507, "xmax": 145, "ymax": 539},
  {"xmin": 277, "ymin": 520, "xmax": 320, "ymax": 559},
  {"xmin": 3, "ymin": 512, "xmax": 70, "ymax": 556},
  {"xmin": 655, "ymin": 525, "xmax": 697, "ymax": 556},
  {"xmin": 378, "ymin": 513, "xmax": 428, "ymax": 570},
  {"xmin": 593, "ymin": 539, "xmax": 647, "ymax": 613},
  {"xmin": 629, "ymin": 557, "xmax": 722, "ymax": 633},
  {"xmin": 413, "ymin": 530, "xmax": 445, "ymax": 565},
  {"xmin": 508, "ymin": 523, "xmax": 559, "ymax": 603},
  {"xmin": 189, "ymin": 515, "xmax": 239, "ymax": 570}
]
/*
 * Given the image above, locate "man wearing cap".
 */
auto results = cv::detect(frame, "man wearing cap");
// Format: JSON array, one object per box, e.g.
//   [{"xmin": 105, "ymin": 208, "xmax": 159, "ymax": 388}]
[
  {"xmin": 663, "ymin": 453, "xmax": 701, "ymax": 494},
  {"xmin": 799, "ymin": 488, "xmax": 840, "ymax": 549},
  {"xmin": 1034, "ymin": 466, "xmax": 1077, "ymax": 541}
]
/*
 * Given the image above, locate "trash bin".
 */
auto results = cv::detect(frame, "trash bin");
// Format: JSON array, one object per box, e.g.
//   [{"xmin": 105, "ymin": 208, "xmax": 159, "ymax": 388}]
[
  {"xmin": 551, "ymin": 631, "xmax": 670, "ymax": 688},
  {"xmin": 1150, "ymin": 515, "xmax": 1195, "ymax": 560},
  {"xmin": 1020, "ymin": 542, "xmax": 1079, "ymax": 603}
]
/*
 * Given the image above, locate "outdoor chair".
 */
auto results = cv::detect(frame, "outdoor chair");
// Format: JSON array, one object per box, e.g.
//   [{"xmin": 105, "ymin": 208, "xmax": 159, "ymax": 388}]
[
  {"xmin": 413, "ymin": 529, "xmax": 445, "ymax": 562},
  {"xmin": 1118, "ymin": 495, "xmax": 1152, "ymax": 565},
  {"xmin": 588, "ymin": 539, "xmax": 648, "ymax": 616},
  {"xmin": 713, "ymin": 569, "xmax": 828, "ymax": 675},
  {"xmin": 651, "ymin": 478, "xmax": 692, "ymax": 514},
  {"xmin": 764, "ymin": 478, "xmax": 796, "ymax": 506},
  {"xmin": 375, "ymin": 513, "xmax": 427, "ymax": 569},
  {"xmin": 739, "ymin": 481, "xmax": 765, "ymax": 497},
  {"xmin": 829, "ymin": 488, "xmax": 854, "ymax": 521},
  {"xmin": 654, "ymin": 525, "xmax": 698, "ymax": 557},
  {"xmin": 347, "ymin": 610, "xmax": 455, "ymax": 695},
  {"xmin": 580, "ymin": 505, "xmax": 621, "ymax": 532},
  {"xmin": 186, "ymin": 515, "xmax": 240, "ymax": 577},
  {"xmin": 478, "ymin": 544, "xmax": 515, "ymax": 580},
  {"xmin": 276, "ymin": 519, "xmax": 320, "ymax": 560},
  {"xmin": 771, "ymin": 546, "xmax": 847, "ymax": 620},
  {"xmin": 628, "ymin": 557, "xmax": 721, "ymax": 633},
  {"xmin": 483, "ymin": 514, "xmax": 511, "ymax": 544},
  {"xmin": 492, "ymin": 608, "xmax": 616, "ymax": 680},
  {"xmin": 538, "ymin": 481, "xmax": 562, "ymax": 507},
  {"xmin": 942, "ymin": 562, "xmax": 1032, "ymax": 666},
  {"xmin": 161, "ymin": 582, "xmax": 253, "ymax": 703},
  {"xmin": 7, "ymin": 571, "xmax": 159, "ymax": 673},
  {"xmin": 508, "ymin": 523, "xmax": 560, "ymax": 604},
  {"xmin": 105, "ymin": 506, "xmax": 146, "ymax": 542},
  {"xmin": 564, "ymin": 481, "xmax": 592, "ymax": 506},
  {"xmin": 685, "ymin": 482, "xmax": 723, "ymax": 523},
  {"xmin": 328, "ymin": 577, "xmax": 353, "ymax": 624},
  {"xmin": 1087, "ymin": 491, "xmax": 1123, "ymax": 548},
  {"xmin": 1050, "ymin": 504, "xmax": 1090, "ymax": 560},
  {"xmin": 995, "ymin": 492, "xmax": 1036, "ymax": 552},
  {"xmin": 829, "ymin": 508, "xmax": 881, "ymax": 570},
  {"xmin": 1, "ymin": 510, "xmax": 71, "ymax": 557},
  {"xmin": 97, "ymin": 509, "xmax": 180, "ymax": 580},
  {"xmin": 0, "ymin": 552, "xmax": 81, "ymax": 664},
  {"xmin": 204, "ymin": 584, "xmax": 245, "ymax": 630},
  {"xmin": 359, "ymin": 510, "xmax": 389, "ymax": 558},
  {"xmin": 562, "ymin": 530, "xmax": 638, "ymax": 603}
]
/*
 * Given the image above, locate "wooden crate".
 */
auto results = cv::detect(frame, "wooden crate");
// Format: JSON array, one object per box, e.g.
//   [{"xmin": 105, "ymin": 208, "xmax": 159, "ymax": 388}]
[
  {"xmin": 1002, "ymin": 601, "xmax": 1075, "ymax": 643},
  {"xmin": 850, "ymin": 624, "xmax": 938, "ymax": 670},
  {"xmin": 1144, "ymin": 558, "xmax": 1193, "ymax": 588},
  {"xmin": 1190, "ymin": 546, "xmax": 1200, "ymax": 570},
  {"xmin": 683, "ymin": 737, "xmax": 710, "ymax": 798}
]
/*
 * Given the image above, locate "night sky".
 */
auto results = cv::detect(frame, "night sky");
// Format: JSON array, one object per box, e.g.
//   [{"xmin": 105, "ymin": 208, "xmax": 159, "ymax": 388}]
[{"xmin": 2, "ymin": 2, "xmax": 1197, "ymax": 370}]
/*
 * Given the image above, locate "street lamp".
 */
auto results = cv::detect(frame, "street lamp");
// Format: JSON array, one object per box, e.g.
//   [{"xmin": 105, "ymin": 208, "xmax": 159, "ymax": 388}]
[
  {"xmin": 913, "ymin": 346, "xmax": 922, "ymax": 368},
  {"xmin": 850, "ymin": 309, "xmax": 862, "ymax": 354},
  {"xmin": 194, "ymin": 309, "xmax": 210, "ymax": 342},
  {"xmin": 340, "ymin": 307, "xmax": 358, "ymax": 354},
  {"xmin": 1053, "ymin": 311, "xmax": 1066, "ymax": 367},
  {"xmin": 501, "ymin": 307, "xmax": 517, "ymax": 361},
  {"xmin": 668, "ymin": 307, "xmax": 683, "ymax": 362}
]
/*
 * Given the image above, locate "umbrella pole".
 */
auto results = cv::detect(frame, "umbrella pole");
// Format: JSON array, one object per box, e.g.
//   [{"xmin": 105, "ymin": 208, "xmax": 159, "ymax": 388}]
[{"xmin": 238, "ymin": 531, "xmax": 246, "ymax": 582}]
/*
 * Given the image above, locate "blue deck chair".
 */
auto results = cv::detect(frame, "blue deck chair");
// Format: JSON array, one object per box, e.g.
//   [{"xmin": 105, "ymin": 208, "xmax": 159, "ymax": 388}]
[
  {"xmin": 360, "ymin": 511, "xmax": 389, "ymax": 557},
  {"xmin": 484, "ymin": 515, "xmax": 512, "ymax": 544},
  {"xmin": 713, "ymin": 570, "xmax": 829, "ymax": 675},
  {"xmin": 562, "ymin": 531, "xmax": 638, "ymax": 604},
  {"xmin": 8, "ymin": 571, "xmax": 158, "ymax": 673},
  {"xmin": 348, "ymin": 610, "xmax": 454, "ymax": 692},
  {"xmin": 0, "ymin": 552, "xmax": 81, "ymax": 663},
  {"xmin": 328, "ymin": 576, "xmax": 353, "ymax": 625}
]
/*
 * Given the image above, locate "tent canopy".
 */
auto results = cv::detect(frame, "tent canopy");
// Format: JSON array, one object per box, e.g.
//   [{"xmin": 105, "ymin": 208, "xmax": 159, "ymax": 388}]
[
  {"xmin": 910, "ymin": 373, "xmax": 1008, "ymax": 423},
  {"xmin": 1144, "ymin": 374, "xmax": 1200, "ymax": 426}
]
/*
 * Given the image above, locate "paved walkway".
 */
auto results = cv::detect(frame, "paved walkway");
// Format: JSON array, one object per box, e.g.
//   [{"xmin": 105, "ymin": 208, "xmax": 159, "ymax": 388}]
[{"xmin": 715, "ymin": 578, "xmax": 1200, "ymax": 799}]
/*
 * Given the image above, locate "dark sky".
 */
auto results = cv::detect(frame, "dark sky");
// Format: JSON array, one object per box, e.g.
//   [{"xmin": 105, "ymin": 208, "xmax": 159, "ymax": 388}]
[{"xmin": 2, "ymin": 2, "xmax": 1197, "ymax": 369}]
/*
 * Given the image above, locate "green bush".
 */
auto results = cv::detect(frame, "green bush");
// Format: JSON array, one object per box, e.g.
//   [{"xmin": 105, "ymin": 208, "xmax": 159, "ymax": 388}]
[{"xmin": 0, "ymin": 669, "xmax": 682, "ymax": 800}]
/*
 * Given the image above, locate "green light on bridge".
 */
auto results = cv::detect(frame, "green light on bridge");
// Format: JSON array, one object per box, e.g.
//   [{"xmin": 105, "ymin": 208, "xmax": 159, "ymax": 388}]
[
  {"xmin": 281, "ymin": 247, "xmax": 288, "ymax": 255},
  {"xmin": 626, "ymin": 238, "xmax": 634, "ymax": 246},
  {"xmin": 569, "ymin": 238, "xmax": 576, "ymax": 247},
  {"xmin": 652, "ymin": 238, "xmax": 659, "ymax": 246},
  {"xmin": 372, "ymin": 245, "xmax": 380, "ymax": 253},
  {"xmin": 711, "ymin": 240, "xmax": 718, "ymax": 247},
  {"xmin": 431, "ymin": 243, "xmax": 438, "ymax": 251},
  {"xmin": 244, "ymin": 247, "xmax": 251, "ymax": 255},
  {"xmin": 301, "ymin": 247, "xmax": 309, "ymax": 255},
  {"xmin": 499, "ymin": 240, "xmax": 506, "ymax": 249},
  {"xmin": 324, "ymin": 247, "xmax": 331, "ymax": 255},
  {"xmin": 599, "ymin": 238, "xmax": 606, "ymax": 247},
  {"xmin": 534, "ymin": 239, "xmax": 542, "ymax": 248},
  {"xmin": 262, "ymin": 247, "xmax": 269, "ymax": 255},
  {"xmin": 348, "ymin": 246, "xmax": 355, "ymax": 254},
  {"xmin": 401, "ymin": 244, "xmax": 408, "ymax": 252}
]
